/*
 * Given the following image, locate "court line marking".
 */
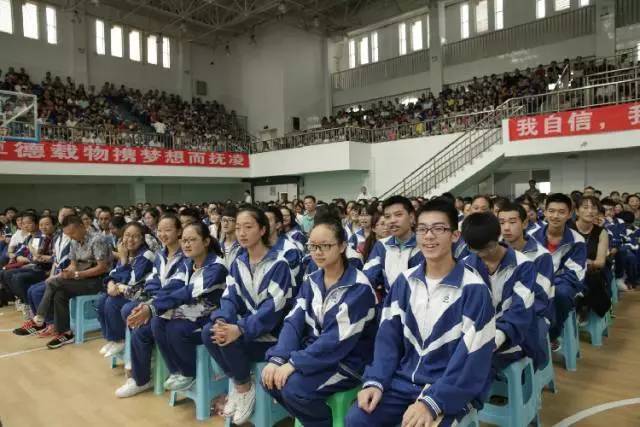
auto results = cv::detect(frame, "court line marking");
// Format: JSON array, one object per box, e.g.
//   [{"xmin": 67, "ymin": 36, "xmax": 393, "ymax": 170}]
[
  {"xmin": 552, "ymin": 398, "xmax": 640, "ymax": 426},
  {"xmin": 0, "ymin": 347, "xmax": 47, "ymax": 359}
]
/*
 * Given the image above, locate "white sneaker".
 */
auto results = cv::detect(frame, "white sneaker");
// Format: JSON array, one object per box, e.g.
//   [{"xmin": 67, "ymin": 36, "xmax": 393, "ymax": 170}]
[
  {"xmin": 99, "ymin": 342, "xmax": 113, "ymax": 355},
  {"xmin": 164, "ymin": 374, "xmax": 180, "ymax": 390},
  {"xmin": 232, "ymin": 384, "xmax": 256, "ymax": 425},
  {"xmin": 223, "ymin": 387, "xmax": 237, "ymax": 418},
  {"xmin": 168, "ymin": 375, "xmax": 195, "ymax": 391},
  {"xmin": 104, "ymin": 341, "xmax": 126, "ymax": 358},
  {"xmin": 616, "ymin": 278, "xmax": 629, "ymax": 292},
  {"xmin": 115, "ymin": 378, "xmax": 152, "ymax": 398}
]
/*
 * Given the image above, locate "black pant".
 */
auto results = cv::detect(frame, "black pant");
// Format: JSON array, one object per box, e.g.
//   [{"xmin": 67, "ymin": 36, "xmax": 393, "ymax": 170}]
[
  {"xmin": 37, "ymin": 276, "xmax": 103, "ymax": 334},
  {"xmin": 6, "ymin": 267, "xmax": 47, "ymax": 303}
]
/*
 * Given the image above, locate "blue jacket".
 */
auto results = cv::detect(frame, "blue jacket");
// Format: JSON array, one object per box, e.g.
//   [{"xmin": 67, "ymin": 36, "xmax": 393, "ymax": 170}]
[
  {"xmin": 211, "ymin": 246, "xmax": 293, "ymax": 343},
  {"xmin": 286, "ymin": 226, "xmax": 308, "ymax": 253},
  {"xmin": 221, "ymin": 237, "xmax": 242, "ymax": 270},
  {"xmin": 273, "ymin": 234, "xmax": 304, "ymax": 288},
  {"xmin": 464, "ymin": 246, "xmax": 540, "ymax": 367},
  {"xmin": 363, "ymin": 260, "xmax": 495, "ymax": 419},
  {"xmin": 363, "ymin": 234, "xmax": 423, "ymax": 293},
  {"xmin": 519, "ymin": 237, "xmax": 555, "ymax": 327},
  {"xmin": 604, "ymin": 217, "xmax": 625, "ymax": 250},
  {"xmin": 150, "ymin": 252, "xmax": 228, "ymax": 321},
  {"xmin": 531, "ymin": 224, "xmax": 587, "ymax": 297},
  {"xmin": 51, "ymin": 231, "xmax": 72, "ymax": 274},
  {"xmin": 453, "ymin": 237, "xmax": 470, "ymax": 260},
  {"xmin": 348, "ymin": 228, "xmax": 366, "ymax": 251},
  {"xmin": 105, "ymin": 245, "xmax": 156, "ymax": 297},
  {"xmin": 143, "ymin": 247, "xmax": 187, "ymax": 298},
  {"xmin": 266, "ymin": 264, "xmax": 377, "ymax": 378},
  {"xmin": 302, "ymin": 246, "xmax": 364, "ymax": 280}
]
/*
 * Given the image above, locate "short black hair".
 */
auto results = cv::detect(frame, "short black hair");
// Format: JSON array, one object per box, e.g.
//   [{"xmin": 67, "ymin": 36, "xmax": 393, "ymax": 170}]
[
  {"xmin": 382, "ymin": 195, "xmax": 415, "ymax": 215},
  {"xmin": 416, "ymin": 199, "xmax": 459, "ymax": 231},
  {"xmin": 264, "ymin": 206, "xmax": 284, "ymax": 224},
  {"xmin": 462, "ymin": 213, "xmax": 501, "ymax": 250},
  {"xmin": 600, "ymin": 197, "xmax": 615, "ymax": 207},
  {"xmin": 20, "ymin": 211, "xmax": 38, "ymax": 224},
  {"xmin": 303, "ymin": 195, "xmax": 316, "ymax": 203},
  {"xmin": 545, "ymin": 193, "xmax": 573, "ymax": 210},
  {"xmin": 61, "ymin": 215, "xmax": 83, "ymax": 228},
  {"xmin": 179, "ymin": 207, "xmax": 201, "ymax": 221},
  {"xmin": 471, "ymin": 194, "xmax": 494, "ymax": 209},
  {"xmin": 221, "ymin": 205, "xmax": 238, "ymax": 219},
  {"xmin": 110, "ymin": 215, "xmax": 127, "ymax": 229},
  {"xmin": 498, "ymin": 201, "xmax": 527, "ymax": 222}
]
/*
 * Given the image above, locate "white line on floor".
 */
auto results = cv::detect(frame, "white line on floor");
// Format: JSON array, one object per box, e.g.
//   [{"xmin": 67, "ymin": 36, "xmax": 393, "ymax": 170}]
[
  {"xmin": 553, "ymin": 398, "xmax": 640, "ymax": 426},
  {"xmin": 0, "ymin": 346, "xmax": 46, "ymax": 359}
]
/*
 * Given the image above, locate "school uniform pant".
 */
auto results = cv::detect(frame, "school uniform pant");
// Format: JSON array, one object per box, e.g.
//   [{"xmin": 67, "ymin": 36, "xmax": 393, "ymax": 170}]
[
  {"xmin": 6, "ymin": 268, "xmax": 48, "ymax": 308},
  {"xmin": 201, "ymin": 321, "xmax": 272, "ymax": 385},
  {"xmin": 265, "ymin": 368, "xmax": 360, "ymax": 427},
  {"xmin": 28, "ymin": 281, "xmax": 52, "ymax": 323},
  {"xmin": 36, "ymin": 276, "xmax": 103, "ymax": 334},
  {"xmin": 345, "ymin": 387, "xmax": 469, "ymax": 427},
  {"xmin": 121, "ymin": 301, "xmax": 155, "ymax": 386},
  {"xmin": 151, "ymin": 316, "xmax": 206, "ymax": 378},
  {"xmin": 97, "ymin": 293, "xmax": 130, "ymax": 341},
  {"xmin": 549, "ymin": 285, "xmax": 576, "ymax": 341}
]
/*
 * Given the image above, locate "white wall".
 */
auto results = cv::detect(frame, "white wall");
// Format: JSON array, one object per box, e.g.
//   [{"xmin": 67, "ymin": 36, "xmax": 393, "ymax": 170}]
[{"xmin": 301, "ymin": 171, "xmax": 369, "ymax": 202}]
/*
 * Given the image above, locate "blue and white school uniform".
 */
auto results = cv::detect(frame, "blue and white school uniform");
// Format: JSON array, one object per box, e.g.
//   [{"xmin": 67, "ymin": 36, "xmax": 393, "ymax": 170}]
[
  {"xmin": 202, "ymin": 246, "xmax": 293, "ymax": 385},
  {"xmin": 286, "ymin": 225, "xmax": 308, "ymax": 253},
  {"xmin": 97, "ymin": 246, "xmax": 155, "ymax": 342},
  {"xmin": 464, "ymin": 246, "xmax": 540, "ymax": 370},
  {"xmin": 363, "ymin": 234, "xmax": 423, "ymax": 295},
  {"xmin": 302, "ymin": 246, "xmax": 364, "ymax": 280},
  {"xmin": 121, "ymin": 248, "xmax": 187, "ymax": 387},
  {"xmin": 265, "ymin": 265, "xmax": 377, "ymax": 427},
  {"xmin": 348, "ymin": 228, "xmax": 366, "ymax": 252},
  {"xmin": 453, "ymin": 237, "xmax": 470, "ymax": 260},
  {"xmin": 221, "ymin": 236, "xmax": 242, "ymax": 270},
  {"xmin": 346, "ymin": 261, "xmax": 496, "ymax": 427},
  {"xmin": 151, "ymin": 253, "xmax": 228, "ymax": 378},
  {"xmin": 530, "ymin": 224, "xmax": 587, "ymax": 340},
  {"xmin": 28, "ymin": 231, "xmax": 71, "ymax": 322},
  {"xmin": 273, "ymin": 234, "xmax": 304, "ymax": 290}
]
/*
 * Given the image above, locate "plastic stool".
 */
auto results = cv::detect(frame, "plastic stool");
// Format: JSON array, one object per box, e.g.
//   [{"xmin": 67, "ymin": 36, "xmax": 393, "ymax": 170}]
[
  {"xmin": 580, "ymin": 311, "xmax": 609, "ymax": 346},
  {"xmin": 224, "ymin": 362, "xmax": 289, "ymax": 427},
  {"xmin": 109, "ymin": 328, "xmax": 131, "ymax": 369},
  {"xmin": 168, "ymin": 345, "xmax": 227, "ymax": 421},
  {"xmin": 294, "ymin": 387, "xmax": 359, "ymax": 427},
  {"xmin": 558, "ymin": 310, "xmax": 580, "ymax": 371},
  {"xmin": 479, "ymin": 358, "xmax": 539, "ymax": 427},
  {"xmin": 534, "ymin": 334, "xmax": 557, "ymax": 397},
  {"xmin": 69, "ymin": 294, "xmax": 102, "ymax": 344},
  {"xmin": 610, "ymin": 274, "xmax": 619, "ymax": 306},
  {"xmin": 153, "ymin": 346, "xmax": 169, "ymax": 395}
]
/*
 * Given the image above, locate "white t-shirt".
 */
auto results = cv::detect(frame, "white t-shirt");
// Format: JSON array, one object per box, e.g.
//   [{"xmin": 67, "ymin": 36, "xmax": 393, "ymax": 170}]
[
  {"xmin": 8, "ymin": 229, "xmax": 28, "ymax": 253},
  {"xmin": 356, "ymin": 192, "xmax": 370, "ymax": 201},
  {"xmin": 152, "ymin": 121, "xmax": 166, "ymax": 134},
  {"xmin": 244, "ymin": 194, "xmax": 253, "ymax": 204}
]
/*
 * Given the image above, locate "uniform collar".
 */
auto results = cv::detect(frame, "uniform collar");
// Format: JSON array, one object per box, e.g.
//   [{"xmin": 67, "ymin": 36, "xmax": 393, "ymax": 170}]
[
  {"xmin": 310, "ymin": 264, "xmax": 358, "ymax": 294},
  {"xmin": 408, "ymin": 259, "xmax": 466, "ymax": 289},
  {"xmin": 388, "ymin": 233, "xmax": 417, "ymax": 249}
]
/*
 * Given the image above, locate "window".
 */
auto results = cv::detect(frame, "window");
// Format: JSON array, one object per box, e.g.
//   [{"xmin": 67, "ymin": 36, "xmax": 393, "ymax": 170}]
[
  {"xmin": 555, "ymin": 0, "xmax": 570, "ymax": 11},
  {"xmin": 45, "ymin": 6, "xmax": 56, "ymax": 44},
  {"xmin": 460, "ymin": 3, "xmax": 469, "ymax": 39},
  {"xmin": 95, "ymin": 20, "xmax": 105, "ymax": 55},
  {"xmin": 147, "ymin": 35, "xmax": 157, "ymax": 64},
  {"xmin": 0, "ymin": 0, "xmax": 13, "ymax": 34},
  {"xmin": 636, "ymin": 42, "xmax": 640, "ymax": 62},
  {"xmin": 476, "ymin": 0, "xmax": 488, "ymax": 33},
  {"xmin": 411, "ymin": 20, "xmax": 422, "ymax": 51},
  {"xmin": 110, "ymin": 25, "xmax": 123, "ymax": 57},
  {"xmin": 398, "ymin": 23, "xmax": 407, "ymax": 55},
  {"xmin": 348, "ymin": 39, "xmax": 356, "ymax": 68},
  {"xmin": 22, "ymin": 2, "xmax": 38, "ymax": 39},
  {"xmin": 579, "ymin": 0, "xmax": 590, "ymax": 5},
  {"xmin": 371, "ymin": 32, "xmax": 378, "ymax": 62},
  {"xmin": 359, "ymin": 36, "xmax": 369, "ymax": 65},
  {"xmin": 536, "ymin": 0, "xmax": 546, "ymax": 19},
  {"xmin": 495, "ymin": 0, "xmax": 504, "ymax": 30},
  {"xmin": 162, "ymin": 36, "xmax": 170, "ymax": 68},
  {"xmin": 127, "ymin": 30, "xmax": 141, "ymax": 61}
]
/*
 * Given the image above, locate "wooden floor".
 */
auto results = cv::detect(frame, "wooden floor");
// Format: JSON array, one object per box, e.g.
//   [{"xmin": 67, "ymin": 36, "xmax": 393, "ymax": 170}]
[{"xmin": 0, "ymin": 294, "xmax": 638, "ymax": 427}]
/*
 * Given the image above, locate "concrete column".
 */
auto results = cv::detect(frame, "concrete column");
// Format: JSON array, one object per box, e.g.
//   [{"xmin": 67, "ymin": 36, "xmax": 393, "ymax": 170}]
[
  {"xmin": 428, "ymin": 0, "xmax": 444, "ymax": 94},
  {"xmin": 132, "ymin": 180, "xmax": 147, "ymax": 204},
  {"xmin": 322, "ymin": 38, "xmax": 333, "ymax": 117},
  {"xmin": 68, "ymin": 10, "xmax": 90, "ymax": 87},
  {"xmin": 594, "ymin": 0, "xmax": 617, "ymax": 58},
  {"xmin": 178, "ymin": 40, "xmax": 193, "ymax": 101}
]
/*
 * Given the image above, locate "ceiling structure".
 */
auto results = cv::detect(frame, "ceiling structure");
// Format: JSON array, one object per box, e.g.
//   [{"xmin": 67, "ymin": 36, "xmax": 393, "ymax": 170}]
[{"xmin": 60, "ymin": 0, "xmax": 430, "ymax": 47}]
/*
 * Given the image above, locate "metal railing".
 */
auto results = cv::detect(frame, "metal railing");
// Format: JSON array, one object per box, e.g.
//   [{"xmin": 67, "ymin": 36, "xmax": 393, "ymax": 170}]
[
  {"xmin": 443, "ymin": 6, "xmax": 595, "ymax": 66},
  {"xmin": 331, "ymin": 49, "xmax": 430, "ymax": 91},
  {"xmin": 584, "ymin": 66, "xmax": 640, "ymax": 86},
  {"xmin": 379, "ymin": 77, "xmax": 640, "ymax": 199}
]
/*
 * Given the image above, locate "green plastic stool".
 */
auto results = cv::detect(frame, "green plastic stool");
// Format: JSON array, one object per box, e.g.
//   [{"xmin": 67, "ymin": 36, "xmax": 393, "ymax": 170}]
[
  {"xmin": 153, "ymin": 346, "xmax": 169, "ymax": 395},
  {"xmin": 294, "ymin": 387, "xmax": 359, "ymax": 427}
]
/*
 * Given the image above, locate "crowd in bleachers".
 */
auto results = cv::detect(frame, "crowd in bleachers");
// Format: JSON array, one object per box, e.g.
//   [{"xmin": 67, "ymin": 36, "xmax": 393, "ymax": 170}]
[
  {"xmin": 0, "ymin": 66, "xmax": 246, "ymax": 151},
  {"xmin": 0, "ymin": 184, "xmax": 638, "ymax": 425}
]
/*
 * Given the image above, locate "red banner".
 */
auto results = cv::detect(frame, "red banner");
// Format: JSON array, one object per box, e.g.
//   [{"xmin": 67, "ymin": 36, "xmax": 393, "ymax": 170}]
[
  {"xmin": 0, "ymin": 140, "xmax": 249, "ymax": 168},
  {"xmin": 508, "ymin": 102, "xmax": 640, "ymax": 141}
]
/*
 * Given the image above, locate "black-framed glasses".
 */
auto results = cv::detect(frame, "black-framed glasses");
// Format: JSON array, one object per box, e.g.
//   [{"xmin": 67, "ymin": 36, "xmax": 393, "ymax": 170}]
[
  {"xmin": 306, "ymin": 243, "xmax": 338, "ymax": 252},
  {"xmin": 415, "ymin": 224, "xmax": 451, "ymax": 236}
]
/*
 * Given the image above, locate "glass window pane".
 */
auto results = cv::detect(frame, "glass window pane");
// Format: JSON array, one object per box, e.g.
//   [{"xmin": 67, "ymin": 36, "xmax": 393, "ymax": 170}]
[
  {"xmin": 22, "ymin": 2, "xmax": 38, "ymax": 39},
  {"xmin": 162, "ymin": 36, "xmax": 170, "ymax": 68},
  {"xmin": 111, "ymin": 25, "xmax": 123, "ymax": 57},
  {"xmin": 0, "ymin": 0, "xmax": 13, "ymax": 34},
  {"xmin": 411, "ymin": 20, "xmax": 422, "ymax": 51},
  {"xmin": 96, "ymin": 20, "xmax": 105, "ymax": 55},
  {"xmin": 45, "ymin": 6, "xmax": 56, "ymax": 44},
  {"xmin": 348, "ymin": 39, "xmax": 356, "ymax": 68},
  {"xmin": 129, "ymin": 30, "xmax": 141, "ymax": 61},
  {"xmin": 536, "ymin": 0, "xmax": 546, "ymax": 18},
  {"xmin": 579, "ymin": 0, "xmax": 589, "ymax": 5},
  {"xmin": 359, "ymin": 36, "xmax": 369, "ymax": 65},
  {"xmin": 495, "ymin": 0, "xmax": 504, "ymax": 30},
  {"xmin": 476, "ymin": 0, "xmax": 488, "ymax": 33},
  {"xmin": 460, "ymin": 3, "xmax": 469, "ymax": 39},
  {"xmin": 555, "ymin": 0, "xmax": 570, "ymax": 11},
  {"xmin": 398, "ymin": 23, "xmax": 407, "ymax": 55},
  {"xmin": 371, "ymin": 32, "xmax": 378, "ymax": 62},
  {"xmin": 147, "ymin": 35, "xmax": 157, "ymax": 64}
]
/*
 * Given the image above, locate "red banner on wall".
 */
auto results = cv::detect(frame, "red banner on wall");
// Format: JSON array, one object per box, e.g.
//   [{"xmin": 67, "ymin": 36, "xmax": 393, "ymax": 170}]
[
  {"xmin": 0, "ymin": 140, "xmax": 249, "ymax": 168},
  {"xmin": 508, "ymin": 102, "xmax": 640, "ymax": 141}
]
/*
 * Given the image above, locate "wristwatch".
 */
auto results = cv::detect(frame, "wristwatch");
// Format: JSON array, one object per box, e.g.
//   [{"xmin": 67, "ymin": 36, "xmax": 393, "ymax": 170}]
[{"xmin": 74, "ymin": 271, "xmax": 80, "ymax": 280}]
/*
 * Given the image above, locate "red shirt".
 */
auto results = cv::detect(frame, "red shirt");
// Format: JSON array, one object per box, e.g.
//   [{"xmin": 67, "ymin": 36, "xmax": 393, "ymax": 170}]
[{"xmin": 546, "ymin": 241, "xmax": 559, "ymax": 253}]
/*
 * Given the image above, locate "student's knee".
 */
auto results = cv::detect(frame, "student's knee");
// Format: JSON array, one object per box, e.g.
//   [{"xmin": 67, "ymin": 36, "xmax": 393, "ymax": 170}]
[
  {"xmin": 280, "ymin": 374, "xmax": 313, "ymax": 407},
  {"xmin": 120, "ymin": 301, "xmax": 138, "ymax": 321},
  {"xmin": 345, "ymin": 405, "xmax": 372, "ymax": 427}
]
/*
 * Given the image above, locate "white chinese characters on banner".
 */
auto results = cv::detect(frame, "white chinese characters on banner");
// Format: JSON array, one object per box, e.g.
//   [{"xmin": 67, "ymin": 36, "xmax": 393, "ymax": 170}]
[
  {"xmin": 516, "ymin": 117, "xmax": 538, "ymax": 137},
  {"xmin": 50, "ymin": 143, "xmax": 79, "ymax": 160},
  {"xmin": 15, "ymin": 142, "xmax": 46, "ymax": 159},
  {"xmin": 568, "ymin": 111, "xmax": 592, "ymax": 132},
  {"xmin": 209, "ymin": 153, "xmax": 228, "ymax": 166},
  {"xmin": 543, "ymin": 114, "xmax": 562, "ymax": 135},
  {"xmin": 113, "ymin": 147, "xmax": 137, "ymax": 163},
  {"xmin": 628, "ymin": 104, "xmax": 640, "ymax": 126},
  {"xmin": 140, "ymin": 148, "xmax": 162, "ymax": 163},
  {"xmin": 188, "ymin": 151, "xmax": 206, "ymax": 165},
  {"xmin": 165, "ymin": 150, "xmax": 185, "ymax": 164},
  {"xmin": 83, "ymin": 144, "xmax": 109, "ymax": 162}
]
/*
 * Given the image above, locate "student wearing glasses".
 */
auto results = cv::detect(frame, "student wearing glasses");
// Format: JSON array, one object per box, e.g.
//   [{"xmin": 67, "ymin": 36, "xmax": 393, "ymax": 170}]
[
  {"xmin": 262, "ymin": 212, "xmax": 377, "ymax": 427},
  {"xmin": 346, "ymin": 200, "xmax": 495, "ymax": 427},
  {"xmin": 219, "ymin": 205, "xmax": 241, "ymax": 269}
]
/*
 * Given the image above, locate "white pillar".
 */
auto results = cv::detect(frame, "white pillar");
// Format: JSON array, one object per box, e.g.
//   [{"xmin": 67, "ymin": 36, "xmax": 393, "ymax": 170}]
[
  {"xmin": 428, "ymin": 1, "xmax": 444, "ymax": 94},
  {"xmin": 594, "ymin": 0, "xmax": 617, "ymax": 58}
]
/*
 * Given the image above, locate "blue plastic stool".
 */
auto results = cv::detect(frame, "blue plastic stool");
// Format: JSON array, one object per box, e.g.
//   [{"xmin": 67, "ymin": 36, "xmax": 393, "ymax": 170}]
[
  {"xmin": 69, "ymin": 294, "xmax": 102, "ymax": 344},
  {"xmin": 610, "ymin": 273, "xmax": 619, "ymax": 306},
  {"xmin": 224, "ymin": 362, "xmax": 289, "ymax": 427},
  {"xmin": 558, "ymin": 310, "xmax": 580, "ymax": 371},
  {"xmin": 479, "ymin": 358, "xmax": 539, "ymax": 427},
  {"xmin": 153, "ymin": 346, "xmax": 169, "ymax": 395},
  {"xmin": 169, "ymin": 345, "xmax": 227, "ymax": 421},
  {"xmin": 534, "ymin": 334, "xmax": 557, "ymax": 397},
  {"xmin": 580, "ymin": 311, "xmax": 609, "ymax": 346}
]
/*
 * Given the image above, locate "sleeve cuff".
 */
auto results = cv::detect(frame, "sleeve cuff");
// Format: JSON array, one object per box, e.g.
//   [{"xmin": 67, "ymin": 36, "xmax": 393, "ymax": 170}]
[
  {"xmin": 495, "ymin": 329, "xmax": 507, "ymax": 349},
  {"xmin": 269, "ymin": 357, "xmax": 287, "ymax": 366},
  {"xmin": 362, "ymin": 381, "xmax": 384, "ymax": 392},
  {"xmin": 147, "ymin": 303, "xmax": 158, "ymax": 317},
  {"xmin": 418, "ymin": 395, "xmax": 441, "ymax": 419}
]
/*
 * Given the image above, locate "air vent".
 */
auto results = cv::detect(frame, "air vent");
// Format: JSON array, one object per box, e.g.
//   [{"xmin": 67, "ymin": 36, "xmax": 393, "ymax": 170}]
[{"xmin": 195, "ymin": 80, "xmax": 207, "ymax": 96}]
